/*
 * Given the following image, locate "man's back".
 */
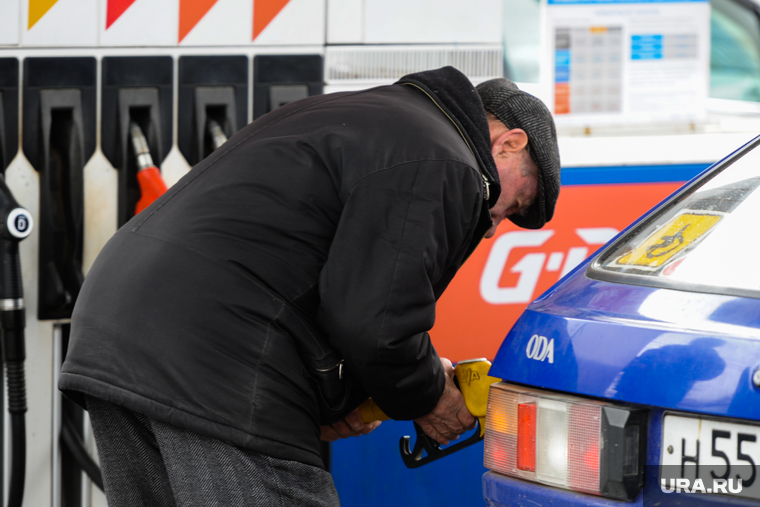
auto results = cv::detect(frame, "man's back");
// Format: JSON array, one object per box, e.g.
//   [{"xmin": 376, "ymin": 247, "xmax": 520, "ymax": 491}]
[
  {"xmin": 60, "ymin": 81, "xmax": 489, "ymax": 467},
  {"xmin": 136, "ymin": 85, "xmax": 478, "ymax": 307}
]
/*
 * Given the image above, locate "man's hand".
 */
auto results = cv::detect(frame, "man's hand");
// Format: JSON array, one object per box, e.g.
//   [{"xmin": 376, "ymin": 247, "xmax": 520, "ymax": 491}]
[
  {"xmin": 414, "ymin": 358, "xmax": 476, "ymax": 446},
  {"xmin": 320, "ymin": 407, "xmax": 382, "ymax": 442}
]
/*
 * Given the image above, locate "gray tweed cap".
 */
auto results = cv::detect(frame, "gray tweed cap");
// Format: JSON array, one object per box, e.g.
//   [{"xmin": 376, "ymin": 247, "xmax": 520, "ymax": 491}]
[{"xmin": 476, "ymin": 78, "xmax": 561, "ymax": 230}]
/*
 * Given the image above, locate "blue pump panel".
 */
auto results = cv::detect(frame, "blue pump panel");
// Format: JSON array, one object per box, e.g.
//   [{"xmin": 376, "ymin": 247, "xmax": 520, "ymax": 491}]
[{"xmin": 332, "ymin": 421, "xmax": 486, "ymax": 506}]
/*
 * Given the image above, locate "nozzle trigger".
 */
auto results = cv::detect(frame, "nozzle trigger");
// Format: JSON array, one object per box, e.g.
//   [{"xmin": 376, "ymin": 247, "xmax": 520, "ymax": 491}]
[{"xmin": 399, "ymin": 420, "xmax": 483, "ymax": 469}]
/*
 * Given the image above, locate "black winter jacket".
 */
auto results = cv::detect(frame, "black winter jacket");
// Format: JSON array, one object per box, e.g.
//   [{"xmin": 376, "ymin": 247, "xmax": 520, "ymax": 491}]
[{"xmin": 59, "ymin": 67, "xmax": 499, "ymax": 468}]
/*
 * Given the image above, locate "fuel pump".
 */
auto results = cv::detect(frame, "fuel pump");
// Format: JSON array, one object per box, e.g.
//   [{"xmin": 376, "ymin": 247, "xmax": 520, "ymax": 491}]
[
  {"xmin": 0, "ymin": 175, "xmax": 33, "ymax": 507},
  {"xmin": 21, "ymin": 56, "xmax": 101, "ymax": 506},
  {"xmin": 177, "ymin": 55, "xmax": 247, "ymax": 166},
  {"xmin": 101, "ymin": 56, "xmax": 173, "ymax": 226},
  {"xmin": 0, "ymin": 58, "xmax": 19, "ymax": 172},
  {"xmin": 252, "ymin": 55, "xmax": 323, "ymax": 120}
]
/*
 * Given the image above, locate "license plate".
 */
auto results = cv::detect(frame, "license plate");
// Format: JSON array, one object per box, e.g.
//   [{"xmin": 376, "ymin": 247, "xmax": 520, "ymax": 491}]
[{"xmin": 661, "ymin": 414, "xmax": 760, "ymax": 500}]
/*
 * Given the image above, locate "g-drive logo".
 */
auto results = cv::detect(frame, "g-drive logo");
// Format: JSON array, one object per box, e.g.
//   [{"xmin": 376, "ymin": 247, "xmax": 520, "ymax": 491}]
[{"xmin": 480, "ymin": 228, "xmax": 618, "ymax": 304}]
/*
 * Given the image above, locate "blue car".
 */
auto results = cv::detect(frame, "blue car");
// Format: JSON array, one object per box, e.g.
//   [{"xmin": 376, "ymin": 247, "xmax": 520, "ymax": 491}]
[{"xmin": 482, "ymin": 136, "xmax": 760, "ymax": 506}]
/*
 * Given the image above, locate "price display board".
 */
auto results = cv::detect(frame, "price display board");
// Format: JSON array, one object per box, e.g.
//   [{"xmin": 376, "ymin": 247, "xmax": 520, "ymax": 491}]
[{"xmin": 544, "ymin": 0, "xmax": 710, "ymax": 125}]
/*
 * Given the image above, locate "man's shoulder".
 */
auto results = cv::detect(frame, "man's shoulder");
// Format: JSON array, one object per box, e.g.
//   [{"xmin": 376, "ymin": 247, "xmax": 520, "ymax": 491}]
[{"xmin": 343, "ymin": 85, "xmax": 478, "ymax": 158}]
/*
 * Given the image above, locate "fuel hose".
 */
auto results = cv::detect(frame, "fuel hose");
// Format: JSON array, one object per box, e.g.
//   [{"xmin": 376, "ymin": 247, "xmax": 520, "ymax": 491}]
[{"xmin": 0, "ymin": 176, "xmax": 33, "ymax": 507}]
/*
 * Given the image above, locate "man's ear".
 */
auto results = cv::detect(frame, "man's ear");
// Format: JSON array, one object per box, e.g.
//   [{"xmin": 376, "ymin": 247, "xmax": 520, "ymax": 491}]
[{"xmin": 491, "ymin": 128, "xmax": 529, "ymax": 159}]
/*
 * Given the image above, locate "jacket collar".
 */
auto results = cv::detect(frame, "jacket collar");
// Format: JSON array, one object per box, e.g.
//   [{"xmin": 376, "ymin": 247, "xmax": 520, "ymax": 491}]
[{"xmin": 396, "ymin": 67, "xmax": 501, "ymax": 208}]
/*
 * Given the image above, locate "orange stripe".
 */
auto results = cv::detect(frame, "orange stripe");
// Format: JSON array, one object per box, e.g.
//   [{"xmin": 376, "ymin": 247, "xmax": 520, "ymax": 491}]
[
  {"xmin": 253, "ymin": 0, "xmax": 291, "ymax": 40},
  {"xmin": 179, "ymin": 0, "xmax": 219, "ymax": 42},
  {"xmin": 28, "ymin": 0, "xmax": 58, "ymax": 29}
]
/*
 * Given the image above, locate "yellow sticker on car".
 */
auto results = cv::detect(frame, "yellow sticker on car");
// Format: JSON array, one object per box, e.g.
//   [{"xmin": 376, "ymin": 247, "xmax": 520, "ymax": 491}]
[{"xmin": 614, "ymin": 212, "xmax": 722, "ymax": 268}]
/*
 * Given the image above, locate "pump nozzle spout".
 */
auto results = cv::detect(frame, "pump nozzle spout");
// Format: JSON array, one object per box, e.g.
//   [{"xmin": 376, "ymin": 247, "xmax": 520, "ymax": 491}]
[
  {"xmin": 207, "ymin": 119, "xmax": 228, "ymax": 151},
  {"xmin": 129, "ymin": 121, "xmax": 155, "ymax": 172}
]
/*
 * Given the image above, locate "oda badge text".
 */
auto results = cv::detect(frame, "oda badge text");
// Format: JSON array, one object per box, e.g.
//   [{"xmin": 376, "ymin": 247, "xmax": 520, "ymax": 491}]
[{"xmin": 526, "ymin": 335, "xmax": 554, "ymax": 364}]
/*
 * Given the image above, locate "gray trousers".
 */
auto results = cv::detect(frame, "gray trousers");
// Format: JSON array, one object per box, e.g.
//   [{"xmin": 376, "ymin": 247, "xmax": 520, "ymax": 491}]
[{"xmin": 86, "ymin": 396, "xmax": 340, "ymax": 507}]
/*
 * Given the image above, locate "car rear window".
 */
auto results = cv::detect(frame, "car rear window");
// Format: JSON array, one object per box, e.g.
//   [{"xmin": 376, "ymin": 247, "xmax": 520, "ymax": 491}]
[{"xmin": 588, "ymin": 138, "xmax": 760, "ymax": 298}]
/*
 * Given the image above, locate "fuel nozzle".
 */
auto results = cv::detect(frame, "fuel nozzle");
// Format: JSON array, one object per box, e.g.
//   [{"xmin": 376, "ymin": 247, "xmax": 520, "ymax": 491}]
[
  {"xmin": 358, "ymin": 358, "xmax": 500, "ymax": 469},
  {"xmin": 0, "ymin": 174, "xmax": 32, "ymax": 360},
  {"xmin": 128, "ymin": 121, "xmax": 168, "ymax": 215},
  {"xmin": 129, "ymin": 121, "xmax": 155, "ymax": 172},
  {"xmin": 207, "ymin": 118, "xmax": 228, "ymax": 151},
  {"xmin": 0, "ymin": 174, "xmax": 32, "ymax": 507}
]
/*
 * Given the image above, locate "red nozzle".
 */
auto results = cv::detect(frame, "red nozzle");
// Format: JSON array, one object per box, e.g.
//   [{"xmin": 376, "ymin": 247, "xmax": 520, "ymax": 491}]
[{"xmin": 135, "ymin": 166, "xmax": 168, "ymax": 215}]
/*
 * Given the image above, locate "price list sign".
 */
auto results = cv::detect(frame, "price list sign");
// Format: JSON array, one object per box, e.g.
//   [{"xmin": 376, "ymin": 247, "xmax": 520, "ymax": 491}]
[{"xmin": 543, "ymin": 0, "xmax": 710, "ymax": 126}]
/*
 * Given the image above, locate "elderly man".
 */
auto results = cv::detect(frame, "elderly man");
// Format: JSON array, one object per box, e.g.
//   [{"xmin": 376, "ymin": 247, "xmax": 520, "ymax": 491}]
[{"xmin": 59, "ymin": 66, "xmax": 559, "ymax": 506}]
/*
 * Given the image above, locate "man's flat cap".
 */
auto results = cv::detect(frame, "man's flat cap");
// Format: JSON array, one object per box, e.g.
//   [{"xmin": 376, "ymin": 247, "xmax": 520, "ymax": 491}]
[{"xmin": 476, "ymin": 78, "xmax": 561, "ymax": 229}]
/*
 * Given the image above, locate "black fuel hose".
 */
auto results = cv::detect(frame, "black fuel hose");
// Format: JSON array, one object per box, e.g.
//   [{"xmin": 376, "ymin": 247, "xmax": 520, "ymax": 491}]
[
  {"xmin": 0, "ymin": 175, "xmax": 34, "ymax": 507},
  {"xmin": 6, "ymin": 361, "xmax": 26, "ymax": 507},
  {"xmin": 0, "ymin": 244, "xmax": 29, "ymax": 507},
  {"xmin": 7, "ymin": 413, "xmax": 25, "ymax": 507}
]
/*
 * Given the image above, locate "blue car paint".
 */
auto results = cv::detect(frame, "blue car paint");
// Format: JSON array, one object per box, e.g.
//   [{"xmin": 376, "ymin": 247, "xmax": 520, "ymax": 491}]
[
  {"xmin": 483, "ymin": 472, "xmax": 643, "ymax": 506},
  {"xmin": 489, "ymin": 271, "xmax": 760, "ymax": 422},
  {"xmin": 484, "ymin": 240, "xmax": 760, "ymax": 507}
]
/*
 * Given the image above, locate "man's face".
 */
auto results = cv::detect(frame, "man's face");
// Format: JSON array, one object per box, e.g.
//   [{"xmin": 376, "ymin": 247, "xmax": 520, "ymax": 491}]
[
  {"xmin": 484, "ymin": 118, "xmax": 540, "ymax": 238},
  {"xmin": 485, "ymin": 150, "xmax": 539, "ymax": 238}
]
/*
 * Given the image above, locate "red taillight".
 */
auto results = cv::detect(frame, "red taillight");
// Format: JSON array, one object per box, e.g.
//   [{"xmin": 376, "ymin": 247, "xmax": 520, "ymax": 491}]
[
  {"xmin": 484, "ymin": 382, "xmax": 646, "ymax": 501},
  {"xmin": 517, "ymin": 402, "xmax": 536, "ymax": 472}
]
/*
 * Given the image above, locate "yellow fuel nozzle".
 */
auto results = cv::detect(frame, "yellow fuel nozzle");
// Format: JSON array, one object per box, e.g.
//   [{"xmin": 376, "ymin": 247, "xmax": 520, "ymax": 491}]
[
  {"xmin": 359, "ymin": 358, "xmax": 501, "ymax": 435},
  {"xmin": 453, "ymin": 358, "xmax": 501, "ymax": 437},
  {"xmin": 359, "ymin": 397, "xmax": 390, "ymax": 424},
  {"xmin": 356, "ymin": 357, "xmax": 502, "ymax": 468}
]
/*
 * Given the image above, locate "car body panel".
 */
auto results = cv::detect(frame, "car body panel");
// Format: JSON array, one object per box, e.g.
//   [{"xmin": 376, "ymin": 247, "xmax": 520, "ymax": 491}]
[
  {"xmin": 489, "ymin": 271, "xmax": 760, "ymax": 423},
  {"xmin": 483, "ymin": 471, "xmax": 643, "ymax": 506}
]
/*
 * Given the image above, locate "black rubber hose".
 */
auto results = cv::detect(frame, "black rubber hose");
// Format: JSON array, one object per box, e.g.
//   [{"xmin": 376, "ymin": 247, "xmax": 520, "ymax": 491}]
[
  {"xmin": 6, "ymin": 361, "xmax": 26, "ymax": 507},
  {"xmin": 0, "ymin": 188, "xmax": 33, "ymax": 507},
  {"xmin": 61, "ymin": 414, "xmax": 104, "ymax": 491}
]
